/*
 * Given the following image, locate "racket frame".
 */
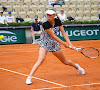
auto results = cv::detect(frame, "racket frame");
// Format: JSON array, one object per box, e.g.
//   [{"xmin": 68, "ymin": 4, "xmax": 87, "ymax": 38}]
[{"xmin": 69, "ymin": 46, "xmax": 99, "ymax": 59}]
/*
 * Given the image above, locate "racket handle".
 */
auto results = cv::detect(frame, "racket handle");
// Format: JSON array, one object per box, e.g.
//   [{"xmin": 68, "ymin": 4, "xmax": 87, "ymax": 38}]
[
  {"xmin": 69, "ymin": 46, "xmax": 76, "ymax": 49},
  {"xmin": 69, "ymin": 46, "xmax": 72, "ymax": 48}
]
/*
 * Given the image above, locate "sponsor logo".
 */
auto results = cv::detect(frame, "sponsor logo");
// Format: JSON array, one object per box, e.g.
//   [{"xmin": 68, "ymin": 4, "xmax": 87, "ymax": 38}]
[
  {"xmin": 0, "ymin": 31, "xmax": 17, "ymax": 42},
  {"xmin": 57, "ymin": 29, "xmax": 99, "ymax": 37}
]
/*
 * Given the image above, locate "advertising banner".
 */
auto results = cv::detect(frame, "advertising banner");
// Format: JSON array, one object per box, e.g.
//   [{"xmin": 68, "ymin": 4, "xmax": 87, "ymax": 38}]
[
  {"xmin": 0, "ymin": 29, "xmax": 26, "ymax": 44},
  {"xmin": 57, "ymin": 26, "xmax": 100, "ymax": 41}
]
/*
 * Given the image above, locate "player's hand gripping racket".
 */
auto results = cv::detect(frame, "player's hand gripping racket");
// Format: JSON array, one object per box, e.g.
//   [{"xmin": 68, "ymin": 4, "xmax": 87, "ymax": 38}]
[{"xmin": 69, "ymin": 46, "xmax": 99, "ymax": 59}]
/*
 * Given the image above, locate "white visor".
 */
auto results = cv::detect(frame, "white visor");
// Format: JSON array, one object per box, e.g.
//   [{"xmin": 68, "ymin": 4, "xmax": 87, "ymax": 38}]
[{"xmin": 46, "ymin": 10, "xmax": 56, "ymax": 15}]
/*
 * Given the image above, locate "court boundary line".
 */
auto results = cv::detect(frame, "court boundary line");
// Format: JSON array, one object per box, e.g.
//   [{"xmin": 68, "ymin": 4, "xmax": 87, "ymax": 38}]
[
  {"xmin": 0, "ymin": 67, "xmax": 66, "ymax": 87},
  {"xmin": 31, "ymin": 82, "xmax": 100, "ymax": 90},
  {"xmin": 1, "ymin": 68, "xmax": 100, "ymax": 90}
]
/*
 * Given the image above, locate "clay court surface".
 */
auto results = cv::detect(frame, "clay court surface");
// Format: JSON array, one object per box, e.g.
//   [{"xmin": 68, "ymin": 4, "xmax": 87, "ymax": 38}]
[{"xmin": 0, "ymin": 40, "xmax": 100, "ymax": 90}]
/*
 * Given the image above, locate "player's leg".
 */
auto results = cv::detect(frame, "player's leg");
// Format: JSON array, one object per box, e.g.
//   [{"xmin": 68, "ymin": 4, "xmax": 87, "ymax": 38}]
[
  {"xmin": 52, "ymin": 49, "xmax": 85, "ymax": 75},
  {"xmin": 52, "ymin": 49, "xmax": 78, "ymax": 69},
  {"xmin": 26, "ymin": 48, "xmax": 48, "ymax": 84},
  {"xmin": 29, "ymin": 48, "xmax": 47, "ymax": 76}
]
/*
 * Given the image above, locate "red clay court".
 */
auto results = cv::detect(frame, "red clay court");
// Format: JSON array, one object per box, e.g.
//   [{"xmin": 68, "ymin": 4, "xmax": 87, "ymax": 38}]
[{"xmin": 0, "ymin": 40, "xmax": 100, "ymax": 90}]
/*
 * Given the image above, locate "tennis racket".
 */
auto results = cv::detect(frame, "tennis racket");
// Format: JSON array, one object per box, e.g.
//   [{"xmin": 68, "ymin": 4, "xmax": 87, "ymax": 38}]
[{"xmin": 69, "ymin": 46, "xmax": 99, "ymax": 59}]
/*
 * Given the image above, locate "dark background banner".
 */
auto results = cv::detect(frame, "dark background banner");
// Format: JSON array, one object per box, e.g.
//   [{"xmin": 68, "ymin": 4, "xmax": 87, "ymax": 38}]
[
  {"xmin": 0, "ymin": 29, "xmax": 26, "ymax": 44},
  {"xmin": 57, "ymin": 26, "xmax": 100, "ymax": 41}
]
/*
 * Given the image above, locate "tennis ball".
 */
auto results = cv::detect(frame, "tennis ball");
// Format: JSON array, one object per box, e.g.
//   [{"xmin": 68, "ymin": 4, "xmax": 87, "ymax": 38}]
[
  {"xmin": 62, "ymin": 21, "xmax": 64, "ymax": 23},
  {"xmin": 0, "ymin": 35, "xmax": 4, "ymax": 39}
]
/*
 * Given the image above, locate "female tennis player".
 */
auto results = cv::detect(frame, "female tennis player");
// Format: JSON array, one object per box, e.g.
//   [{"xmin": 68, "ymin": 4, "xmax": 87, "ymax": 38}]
[{"xmin": 26, "ymin": 9, "xmax": 85, "ymax": 85}]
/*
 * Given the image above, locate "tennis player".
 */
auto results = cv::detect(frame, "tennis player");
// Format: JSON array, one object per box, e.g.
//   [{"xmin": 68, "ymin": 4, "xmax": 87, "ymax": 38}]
[{"xmin": 26, "ymin": 9, "xmax": 85, "ymax": 85}]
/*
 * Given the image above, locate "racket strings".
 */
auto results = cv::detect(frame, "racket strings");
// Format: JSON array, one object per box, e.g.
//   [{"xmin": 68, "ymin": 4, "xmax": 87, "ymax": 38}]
[{"xmin": 82, "ymin": 48, "xmax": 99, "ymax": 58}]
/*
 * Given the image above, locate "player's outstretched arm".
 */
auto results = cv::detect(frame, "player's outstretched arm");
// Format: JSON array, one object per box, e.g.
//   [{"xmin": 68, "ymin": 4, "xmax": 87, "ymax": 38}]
[
  {"xmin": 45, "ymin": 28, "xmax": 69, "ymax": 48},
  {"xmin": 59, "ymin": 25, "xmax": 73, "ymax": 47}
]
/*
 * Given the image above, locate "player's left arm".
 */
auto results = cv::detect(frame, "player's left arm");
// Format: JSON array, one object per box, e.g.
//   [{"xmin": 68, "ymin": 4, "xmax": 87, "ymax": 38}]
[{"xmin": 59, "ymin": 25, "xmax": 73, "ymax": 47}]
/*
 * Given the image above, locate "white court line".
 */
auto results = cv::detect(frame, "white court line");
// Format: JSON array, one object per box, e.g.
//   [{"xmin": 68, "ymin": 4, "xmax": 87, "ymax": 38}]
[
  {"xmin": 0, "ymin": 68, "xmax": 100, "ymax": 90},
  {"xmin": 0, "ymin": 67, "xmax": 66, "ymax": 87},
  {"xmin": 31, "ymin": 83, "xmax": 100, "ymax": 90}
]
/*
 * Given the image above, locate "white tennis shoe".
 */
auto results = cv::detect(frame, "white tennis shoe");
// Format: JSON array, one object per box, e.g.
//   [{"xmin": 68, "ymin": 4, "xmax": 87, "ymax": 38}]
[
  {"xmin": 76, "ymin": 64, "xmax": 85, "ymax": 75},
  {"xmin": 26, "ymin": 76, "xmax": 32, "ymax": 85}
]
